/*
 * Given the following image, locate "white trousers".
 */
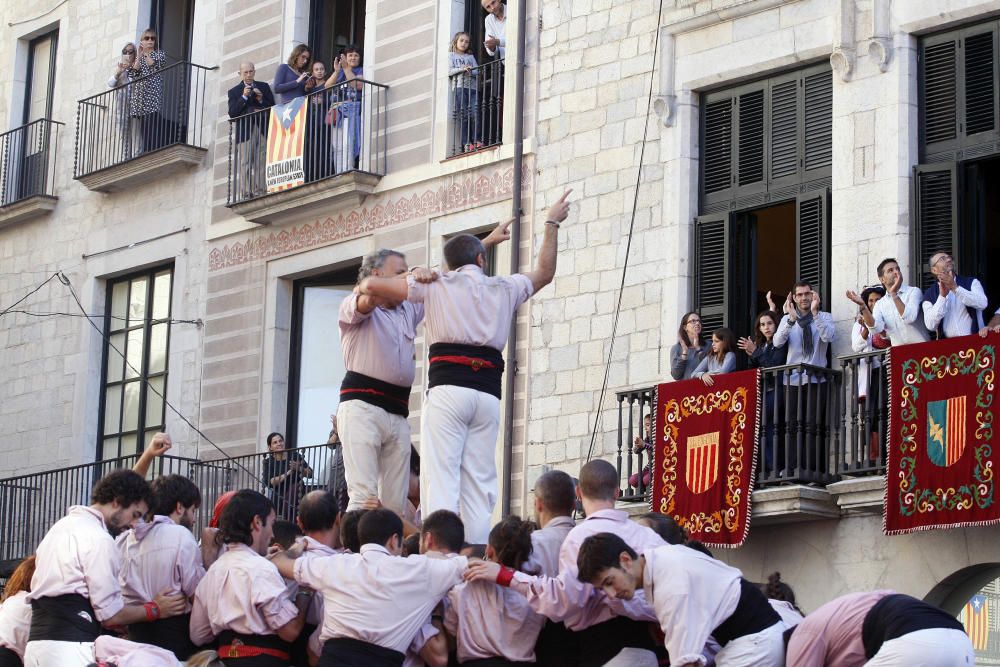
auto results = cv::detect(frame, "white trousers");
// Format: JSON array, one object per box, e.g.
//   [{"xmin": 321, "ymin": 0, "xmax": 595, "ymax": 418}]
[
  {"xmin": 864, "ymin": 628, "xmax": 975, "ymax": 666},
  {"xmin": 420, "ymin": 385, "xmax": 500, "ymax": 544},
  {"xmin": 715, "ymin": 622, "xmax": 786, "ymax": 667},
  {"xmin": 23, "ymin": 640, "xmax": 95, "ymax": 667},
  {"xmin": 337, "ymin": 399, "xmax": 411, "ymax": 515}
]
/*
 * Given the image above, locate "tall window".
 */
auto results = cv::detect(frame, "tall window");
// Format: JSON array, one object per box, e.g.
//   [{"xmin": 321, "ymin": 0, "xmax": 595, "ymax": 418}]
[
  {"xmin": 309, "ymin": 0, "xmax": 366, "ymax": 66},
  {"xmin": 98, "ymin": 267, "xmax": 173, "ymax": 460},
  {"xmin": 149, "ymin": 0, "xmax": 194, "ymax": 63}
]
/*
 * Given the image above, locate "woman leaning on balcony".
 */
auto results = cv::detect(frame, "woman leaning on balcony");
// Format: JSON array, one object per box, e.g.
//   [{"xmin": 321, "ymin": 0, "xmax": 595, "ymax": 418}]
[{"xmin": 128, "ymin": 28, "xmax": 167, "ymax": 154}]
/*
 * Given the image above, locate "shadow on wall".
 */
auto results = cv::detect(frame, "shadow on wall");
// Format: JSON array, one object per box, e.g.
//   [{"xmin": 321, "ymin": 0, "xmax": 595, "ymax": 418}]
[{"xmin": 925, "ymin": 563, "xmax": 1000, "ymax": 615}]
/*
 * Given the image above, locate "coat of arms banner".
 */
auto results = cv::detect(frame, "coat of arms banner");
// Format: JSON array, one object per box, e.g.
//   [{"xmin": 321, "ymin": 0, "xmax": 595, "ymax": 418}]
[
  {"xmin": 885, "ymin": 334, "xmax": 998, "ymax": 535},
  {"xmin": 652, "ymin": 369, "xmax": 760, "ymax": 548}
]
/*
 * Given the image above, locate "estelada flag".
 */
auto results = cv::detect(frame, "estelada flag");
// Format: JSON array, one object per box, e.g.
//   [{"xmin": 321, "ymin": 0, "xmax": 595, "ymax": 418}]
[
  {"xmin": 963, "ymin": 594, "xmax": 989, "ymax": 651},
  {"xmin": 266, "ymin": 96, "xmax": 307, "ymax": 193},
  {"xmin": 652, "ymin": 369, "xmax": 759, "ymax": 547}
]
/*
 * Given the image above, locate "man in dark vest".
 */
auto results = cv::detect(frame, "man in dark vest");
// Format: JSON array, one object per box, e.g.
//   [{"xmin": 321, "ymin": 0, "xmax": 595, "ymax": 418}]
[{"xmin": 921, "ymin": 251, "xmax": 988, "ymax": 339}]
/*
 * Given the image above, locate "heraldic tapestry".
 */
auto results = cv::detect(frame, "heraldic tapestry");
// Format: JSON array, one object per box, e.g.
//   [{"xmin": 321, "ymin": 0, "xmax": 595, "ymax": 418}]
[
  {"xmin": 652, "ymin": 369, "xmax": 760, "ymax": 547},
  {"xmin": 886, "ymin": 334, "xmax": 998, "ymax": 534}
]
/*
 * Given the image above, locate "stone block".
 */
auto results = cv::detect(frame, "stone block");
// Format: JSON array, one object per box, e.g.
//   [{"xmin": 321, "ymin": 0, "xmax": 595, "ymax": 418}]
[{"xmin": 549, "ymin": 343, "xmax": 580, "ymax": 371}]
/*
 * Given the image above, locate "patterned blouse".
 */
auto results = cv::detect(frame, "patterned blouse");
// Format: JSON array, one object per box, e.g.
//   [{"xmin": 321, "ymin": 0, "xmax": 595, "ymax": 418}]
[{"xmin": 128, "ymin": 50, "xmax": 165, "ymax": 117}]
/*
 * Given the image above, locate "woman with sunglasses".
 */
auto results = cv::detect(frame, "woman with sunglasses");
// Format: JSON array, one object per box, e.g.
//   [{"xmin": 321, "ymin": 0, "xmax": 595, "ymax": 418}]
[
  {"xmin": 105, "ymin": 43, "xmax": 137, "ymax": 161},
  {"xmin": 128, "ymin": 28, "xmax": 167, "ymax": 153}
]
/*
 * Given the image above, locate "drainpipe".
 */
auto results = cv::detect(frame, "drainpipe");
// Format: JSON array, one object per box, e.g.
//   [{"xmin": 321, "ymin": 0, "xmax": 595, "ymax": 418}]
[{"xmin": 502, "ymin": 0, "xmax": 527, "ymax": 517}]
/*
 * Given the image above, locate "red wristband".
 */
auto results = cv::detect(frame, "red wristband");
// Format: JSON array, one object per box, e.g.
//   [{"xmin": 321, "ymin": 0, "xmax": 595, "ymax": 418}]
[
  {"xmin": 144, "ymin": 600, "xmax": 160, "ymax": 621},
  {"xmin": 496, "ymin": 566, "xmax": 515, "ymax": 587}
]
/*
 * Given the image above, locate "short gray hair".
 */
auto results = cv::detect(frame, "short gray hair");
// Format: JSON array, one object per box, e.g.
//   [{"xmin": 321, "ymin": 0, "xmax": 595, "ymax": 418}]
[{"xmin": 359, "ymin": 249, "xmax": 405, "ymax": 281}]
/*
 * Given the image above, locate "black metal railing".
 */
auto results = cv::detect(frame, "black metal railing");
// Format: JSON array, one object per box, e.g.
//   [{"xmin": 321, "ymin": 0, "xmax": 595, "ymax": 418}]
[
  {"xmin": 448, "ymin": 60, "xmax": 504, "ymax": 157},
  {"xmin": 74, "ymin": 61, "xmax": 215, "ymax": 178},
  {"xmin": 0, "ymin": 442, "xmax": 342, "ymax": 567},
  {"xmin": 226, "ymin": 79, "xmax": 388, "ymax": 205},
  {"xmin": 0, "ymin": 118, "xmax": 62, "ymax": 207},
  {"xmin": 836, "ymin": 349, "xmax": 888, "ymax": 476},
  {"xmin": 617, "ymin": 387, "xmax": 655, "ymax": 502}
]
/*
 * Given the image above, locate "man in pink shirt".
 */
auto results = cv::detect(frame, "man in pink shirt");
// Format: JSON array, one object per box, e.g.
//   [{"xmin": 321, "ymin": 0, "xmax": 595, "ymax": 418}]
[
  {"xmin": 785, "ymin": 590, "xmax": 895, "ymax": 666},
  {"xmin": 337, "ymin": 249, "xmax": 423, "ymax": 517},
  {"xmin": 466, "ymin": 459, "xmax": 666, "ymax": 667},
  {"xmin": 293, "ymin": 490, "xmax": 344, "ymax": 663},
  {"xmin": 360, "ymin": 190, "xmax": 572, "ymax": 544},
  {"xmin": 189, "ymin": 489, "xmax": 309, "ymax": 664},
  {"xmin": 117, "ymin": 473, "xmax": 205, "ymax": 659},
  {"xmin": 24, "ymin": 470, "xmax": 187, "ymax": 667}
]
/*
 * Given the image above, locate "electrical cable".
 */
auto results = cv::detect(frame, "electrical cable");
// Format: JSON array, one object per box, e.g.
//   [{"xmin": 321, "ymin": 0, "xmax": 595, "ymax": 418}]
[
  {"xmin": 0, "ymin": 272, "xmax": 60, "ymax": 317},
  {"xmin": 0, "ymin": 308, "xmax": 202, "ymax": 326},
  {"xmin": 582, "ymin": 0, "xmax": 667, "ymax": 469}
]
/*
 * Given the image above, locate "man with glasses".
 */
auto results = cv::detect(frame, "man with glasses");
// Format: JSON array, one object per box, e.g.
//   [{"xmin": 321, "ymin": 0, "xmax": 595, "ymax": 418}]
[{"xmin": 920, "ymin": 251, "xmax": 989, "ymax": 339}]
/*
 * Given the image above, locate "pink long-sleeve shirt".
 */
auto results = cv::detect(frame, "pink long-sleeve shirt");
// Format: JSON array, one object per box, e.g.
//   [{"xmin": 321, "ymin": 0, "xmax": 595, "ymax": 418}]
[
  {"xmin": 94, "ymin": 635, "xmax": 181, "ymax": 667},
  {"xmin": 339, "ymin": 294, "xmax": 423, "ymax": 387},
  {"xmin": 785, "ymin": 590, "xmax": 895, "ymax": 667},
  {"xmin": 0, "ymin": 591, "xmax": 31, "ymax": 658},
  {"xmin": 116, "ymin": 515, "xmax": 204, "ymax": 611},
  {"xmin": 524, "ymin": 515, "xmax": 574, "ymax": 577},
  {"xmin": 509, "ymin": 508, "xmax": 665, "ymax": 630},
  {"xmin": 445, "ymin": 579, "xmax": 546, "ymax": 663}
]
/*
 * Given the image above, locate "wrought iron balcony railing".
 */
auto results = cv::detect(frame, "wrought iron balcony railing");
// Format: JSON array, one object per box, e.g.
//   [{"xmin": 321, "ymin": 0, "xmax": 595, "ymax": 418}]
[
  {"xmin": 448, "ymin": 60, "xmax": 504, "ymax": 158},
  {"xmin": 0, "ymin": 118, "xmax": 62, "ymax": 207}
]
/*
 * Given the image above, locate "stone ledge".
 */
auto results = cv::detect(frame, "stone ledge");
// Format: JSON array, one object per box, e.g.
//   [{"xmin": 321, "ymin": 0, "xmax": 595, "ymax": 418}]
[
  {"xmin": 750, "ymin": 485, "xmax": 841, "ymax": 525},
  {"xmin": 826, "ymin": 475, "xmax": 885, "ymax": 514},
  {"xmin": 0, "ymin": 195, "xmax": 57, "ymax": 228},
  {"xmin": 230, "ymin": 171, "xmax": 381, "ymax": 225},
  {"xmin": 76, "ymin": 144, "xmax": 207, "ymax": 193}
]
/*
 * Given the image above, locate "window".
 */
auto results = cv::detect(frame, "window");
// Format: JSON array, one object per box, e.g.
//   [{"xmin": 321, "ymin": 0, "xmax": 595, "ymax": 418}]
[
  {"xmin": 149, "ymin": 0, "xmax": 194, "ymax": 63},
  {"xmin": 309, "ymin": 0, "xmax": 366, "ymax": 66},
  {"xmin": 97, "ymin": 267, "xmax": 173, "ymax": 460},
  {"xmin": 23, "ymin": 30, "xmax": 58, "ymax": 124}
]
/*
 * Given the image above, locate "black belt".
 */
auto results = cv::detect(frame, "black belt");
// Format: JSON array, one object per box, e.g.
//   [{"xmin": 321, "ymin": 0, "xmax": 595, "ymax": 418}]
[
  {"xmin": 712, "ymin": 578, "xmax": 781, "ymax": 646},
  {"xmin": 128, "ymin": 613, "xmax": 197, "ymax": 660},
  {"xmin": 28, "ymin": 594, "xmax": 100, "ymax": 642},
  {"xmin": 319, "ymin": 637, "xmax": 404, "ymax": 667},
  {"xmin": 428, "ymin": 343, "xmax": 505, "ymax": 399},
  {"xmin": 340, "ymin": 370, "xmax": 411, "ymax": 417},
  {"xmin": 0, "ymin": 646, "xmax": 22, "ymax": 667},
  {"xmin": 463, "ymin": 659, "xmax": 532, "ymax": 666}
]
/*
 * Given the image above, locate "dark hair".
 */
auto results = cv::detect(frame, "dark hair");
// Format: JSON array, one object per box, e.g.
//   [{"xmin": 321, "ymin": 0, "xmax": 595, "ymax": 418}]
[
  {"xmin": 340, "ymin": 510, "xmax": 367, "ymax": 552},
  {"xmin": 402, "ymin": 532, "xmax": 421, "ymax": 557},
  {"xmin": 421, "ymin": 510, "xmax": 465, "ymax": 553},
  {"xmin": 677, "ymin": 311, "xmax": 701, "ymax": 347},
  {"xmin": 578, "ymin": 459, "xmax": 618, "ymax": 502},
  {"xmin": 792, "ymin": 280, "xmax": 813, "ymax": 292},
  {"xmin": 876, "ymin": 258, "xmax": 898, "ymax": 278},
  {"xmin": 711, "ymin": 327, "xmax": 736, "ymax": 362},
  {"xmin": 488, "ymin": 516, "xmax": 534, "ymax": 570},
  {"xmin": 2, "ymin": 555, "xmax": 35, "ymax": 601},
  {"xmin": 270, "ymin": 520, "xmax": 302, "ymax": 550},
  {"xmin": 410, "ymin": 446, "xmax": 420, "ymax": 476},
  {"xmin": 266, "ymin": 432, "xmax": 284, "ymax": 450},
  {"xmin": 443, "ymin": 234, "xmax": 486, "ymax": 270},
  {"xmin": 860, "ymin": 285, "xmax": 885, "ymax": 309},
  {"xmin": 752, "ymin": 310, "xmax": 780, "ymax": 346},
  {"xmin": 91, "ymin": 470, "xmax": 153, "ymax": 509},
  {"xmin": 534, "ymin": 469, "xmax": 576, "ymax": 516},
  {"xmin": 150, "ymin": 474, "xmax": 201, "ymax": 517},
  {"xmin": 461, "ymin": 543, "xmax": 487, "ymax": 559},
  {"xmin": 637, "ymin": 512, "xmax": 686, "ymax": 544},
  {"xmin": 298, "ymin": 490, "xmax": 339, "ymax": 533},
  {"xmin": 684, "ymin": 540, "xmax": 713, "ymax": 557},
  {"xmin": 576, "ymin": 533, "xmax": 636, "ymax": 585},
  {"xmin": 763, "ymin": 571, "xmax": 800, "ymax": 611},
  {"xmin": 358, "ymin": 508, "xmax": 403, "ymax": 548},
  {"xmin": 219, "ymin": 490, "xmax": 274, "ymax": 546},
  {"xmin": 341, "ymin": 43, "xmax": 361, "ymax": 56}
]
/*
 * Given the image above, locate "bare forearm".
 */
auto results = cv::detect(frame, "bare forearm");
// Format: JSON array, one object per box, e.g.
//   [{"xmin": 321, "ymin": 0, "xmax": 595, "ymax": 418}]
[{"xmin": 528, "ymin": 223, "xmax": 558, "ymax": 293}]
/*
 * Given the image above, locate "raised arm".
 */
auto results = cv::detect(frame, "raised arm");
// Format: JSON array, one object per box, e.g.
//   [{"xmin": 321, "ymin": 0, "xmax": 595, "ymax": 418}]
[
  {"xmin": 522, "ymin": 190, "xmax": 572, "ymax": 294},
  {"xmin": 359, "ymin": 274, "xmax": 411, "ymax": 303},
  {"xmin": 133, "ymin": 432, "xmax": 171, "ymax": 477}
]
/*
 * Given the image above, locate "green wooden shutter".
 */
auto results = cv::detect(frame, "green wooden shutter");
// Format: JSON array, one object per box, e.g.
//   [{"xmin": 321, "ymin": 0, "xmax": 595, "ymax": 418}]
[
  {"xmin": 694, "ymin": 213, "xmax": 730, "ymax": 334},
  {"xmin": 803, "ymin": 71, "xmax": 833, "ymax": 174},
  {"xmin": 769, "ymin": 78, "xmax": 799, "ymax": 182},
  {"xmin": 737, "ymin": 89, "xmax": 765, "ymax": 186},
  {"xmin": 912, "ymin": 163, "xmax": 959, "ymax": 289},
  {"xmin": 702, "ymin": 98, "xmax": 733, "ymax": 196},
  {"xmin": 796, "ymin": 190, "xmax": 829, "ymax": 300}
]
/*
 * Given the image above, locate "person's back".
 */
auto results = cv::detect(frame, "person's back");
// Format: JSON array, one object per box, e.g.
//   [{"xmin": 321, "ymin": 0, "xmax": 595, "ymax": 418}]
[{"xmin": 785, "ymin": 590, "xmax": 894, "ymax": 667}]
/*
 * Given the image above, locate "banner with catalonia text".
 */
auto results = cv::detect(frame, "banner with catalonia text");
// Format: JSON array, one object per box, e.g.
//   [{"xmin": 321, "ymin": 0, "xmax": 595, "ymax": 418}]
[
  {"xmin": 266, "ymin": 96, "xmax": 307, "ymax": 193},
  {"xmin": 885, "ymin": 333, "xmax": 998, "ymax": 534},
  {"xmin": 652, "ymin": 369, "xmax": 760, "ymax": 547}
]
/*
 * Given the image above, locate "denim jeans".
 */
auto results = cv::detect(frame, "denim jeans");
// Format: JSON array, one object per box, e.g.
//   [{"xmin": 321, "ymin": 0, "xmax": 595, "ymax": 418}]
[{"xmin": 454, "ymin": 87, "xmax": 479, "ymax": 148}]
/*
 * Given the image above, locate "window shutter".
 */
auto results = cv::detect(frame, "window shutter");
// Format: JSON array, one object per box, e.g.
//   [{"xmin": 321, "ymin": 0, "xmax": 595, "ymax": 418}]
[
  {"xmin": 769, "ymin": 79, "xmax": 798, "ymax": 181},
  {"xmin": 964, "ymin": 30, "xmax": 996, "ymax": 137},
  {"xmin": 912, "ymin": 163, "xmax": 959, "ymax": 289},
  {"xmin": 803, "ymin": 71, "xmax": 833, "ymax": 172},
  {"xmin": 922, "ymin": 39, "xmax": 959, "ymax": 148},
  {"xmin": 796, "ymin": 190, "xmax": 829, "ymax": 300},
  {"xmin": 737, "ymin": 90, "xmax": 765, "ymax": 186},
  {"xmin": 694, "ymin": 213, "xmax": 730, "ymax": 334},
  {"xmin": 703, "ymin": 98, "xmax": 733, "ymax": 195}
]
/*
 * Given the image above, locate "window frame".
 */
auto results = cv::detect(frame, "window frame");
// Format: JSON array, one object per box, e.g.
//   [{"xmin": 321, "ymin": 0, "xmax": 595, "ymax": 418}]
[{"xmin": 22, "ymin": 29, "xmax": 59, "ymax": 124}]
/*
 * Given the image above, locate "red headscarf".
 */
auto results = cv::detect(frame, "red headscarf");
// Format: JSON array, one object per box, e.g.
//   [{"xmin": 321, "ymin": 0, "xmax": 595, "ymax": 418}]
[{"xmin": 209, "ymin": 490, "xmax": 237, "ymax": 528}]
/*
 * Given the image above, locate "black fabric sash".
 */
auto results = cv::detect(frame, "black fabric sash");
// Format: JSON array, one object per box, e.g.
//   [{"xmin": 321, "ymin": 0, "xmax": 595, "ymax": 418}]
[
  {"xmin": 463, "ymin": 659, "xmax": 531, "ymax": 666},
  {"xmin": 712, "ymin": 578, "xmax": 781, "ymax": 647},
  {"xmin": 128, "ymin": 612, "xmax": 197, "ymax": 660},
  {"xmin": 0, "ymin": 646, "xmax": 22, "ymax": 667},
  {"xmin": 340, "ymin": 371, "xmax": 411, "ymax": 418},
  {"xmin": 319, "ymin": 637, "xmax": 404, "ymax": 667},
  {"xmin": 28, "ymin": 594, "xmax": 101, "ymax": 642},
  {"xmin": 428, "ymin": 343, "xmax": 504, "ymax": 399}
]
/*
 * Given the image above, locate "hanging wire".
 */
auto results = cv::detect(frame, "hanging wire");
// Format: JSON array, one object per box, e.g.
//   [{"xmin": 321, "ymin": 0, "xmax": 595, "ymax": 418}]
[
  {"xmin": 583, "ymin": 0, "xmax": 667, "ymax": 467},
  {"xmin": 0, "ymin": 272, "xmax": 60, "ymax": 317},
  {"xmin": 1, "ymin": 308, "xmax": 202, "ymax": 326}
]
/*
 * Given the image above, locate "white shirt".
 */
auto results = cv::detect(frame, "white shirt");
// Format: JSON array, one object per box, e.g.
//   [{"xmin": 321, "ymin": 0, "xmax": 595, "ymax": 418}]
[
  {"xmin": 870, "ymin": 286, "xmax": 929, "ymax": 345},
  {"xmin": 772, "ymin": 311, "xmax": 836, "ymax": 385},
  {"xmin": 294, "ymin": 544, "xmax": 467, "ymax": 654},
  {"xmin": 485, "ymin": 8, "xmax": 507, "ymax": 59},
  {"xmin": 116, "ymin": 515, "xmax": 204, "ymax": 610},
  {"xmin": 642, "ymin": 544, "xmax": 744, "ymax": 667},
  {"xmin": 922, "ymin": 280, "xmax": 988, "ymax": 338},
  {"xmin": 523, "ymin": 515, "xmax": 575, "ymax": 577},
  {"xmin": 0, "ymin": 591, "xmax": 31, "ymax": 658}
]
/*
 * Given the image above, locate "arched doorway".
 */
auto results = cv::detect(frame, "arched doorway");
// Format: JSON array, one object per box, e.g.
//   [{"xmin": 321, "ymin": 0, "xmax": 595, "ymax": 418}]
[{"xmin": 925, "ymin": 563, "xmax": 1000, "ymax": 664}]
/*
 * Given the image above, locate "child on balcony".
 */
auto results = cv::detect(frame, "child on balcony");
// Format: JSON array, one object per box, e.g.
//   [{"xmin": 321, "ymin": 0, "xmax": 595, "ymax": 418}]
[
  {"xmin": 449, "ymin": 32, "xmax": 482, "ymax": 153},
  {"xmin": 692, "ymin": 328, "xmax": 737, "ymax": 386}
]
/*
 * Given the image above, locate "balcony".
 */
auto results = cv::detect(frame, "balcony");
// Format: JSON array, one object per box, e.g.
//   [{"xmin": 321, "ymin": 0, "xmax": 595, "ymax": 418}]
[
  {"xmin": 0, "ymin": 442, "xmax": 339, "ymax": 574},
  {"xmin": 0, "ymin": 119, "xmax": 62, "ymax": 227},
  {"xmin": 73, "ymin": 62, "xmax": 216, "ymax": 192},
  {"xmin": 226, "ymin": 79, "xmax": 388, "ymax": 225},
  {"xmin": 447, "ymin": 60, "xmax": 504, "ymax": 159},
  {"xmin": 616, "ymin": 353, "xmax": 887, "ymax": 523}
]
